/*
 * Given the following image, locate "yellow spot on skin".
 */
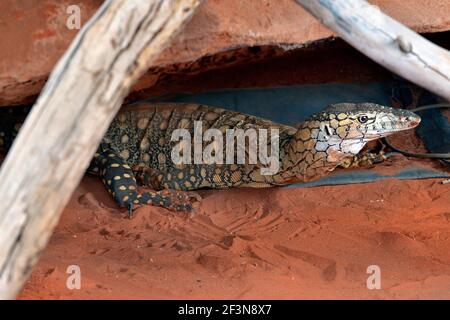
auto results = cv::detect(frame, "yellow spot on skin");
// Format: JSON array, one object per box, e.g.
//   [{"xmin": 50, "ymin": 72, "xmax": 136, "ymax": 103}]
[
  {"xmin": 137, "ymin": 118, "xmax": 149, "ymax": 129},
  {"xmin": 137, "ymin": 194, "xmax": 142, "ymax": 198},
  {"xmin": 120, "ymin": 149, "xmax": 129, "ymax": 160},
  {"xmin": 129, "ymin": 185, "xmax": 136, "ymax": 190},
  {"xmin": 119, "ymin": 186, "xmax": 126, "ymax": 191},
  {"xmin": 314, "ymin": 151, "xmax": 326, "ymax": 161},
  {"xmin": 304, "ymin": 139, "xmax": 315, "ymax": 151},
  {"xmin": 158, "ymin": 137, "xmax": 166, "ymax": 146},
  {"xmin": 338, "ymin": 119, "xmax": 351, "ymax": 126},
  {"xmin": 140, "ymin": 137, "xmax": 150, "ymax": 151},
  {"xmin": 158, "ymin": 153, "xmax": 166, "ymax": 164},
  {"xmin": 107, "ymin": 180, "xmax": 111, "ymax": 185},
  {"xmin": 134, "ymin": 200, "xmax": 139, "ymax": 204},
  {"xmin": 336, "ymin": 126, "xmax": 347, "ymax": 138},
  {"xmin": 159, "ymin": 120, "xmax": 168, "ymax": 130},
  {"xmin": 298, "ymin": 128, "xmax": 310, "ymax": 141},
  {"xmin": 114, "ymin": 176, "xmax": 121, "ymax": 180},
  {"xmin": 307, "ymin": 120, "xmax": 320, "ymax": 128},
  {"xmin": 296, "ymin": 140, "xmax": 305, "ymax": 152},
  {"xmin": 111, "ymin": 163, "xmax": 120, "ymax": 168},
  {"xmin": 123, "ymin": 196, "xmax": 129, "ymax": 202},
  {"xmin": 330, "ymin": 119, "xmax": 339, "ymax": 129},
  {"xmin": 184, "ymin": 181, "xmax": 192, "ymax": 188},
  {"xmin": 201, "ymin": 168, "xmax": 206, "ymax": 177},
  {"xmin": 190, "ymin": 168, "xmax": 195, "ymax": 174},
  {"xmin": 337, "ymin": 113, "xmax": 347, "ymax": 120},
  {"xmin": 123, "ymin": 173, "xmax": 131, "ymax": 178},
  {"xmin": 190, "ymin": 176, "xmax": 196, "ymax": 182},
  {"xmin": 160, "ymin": 108, "xmax": 173, "ymax": 118},
  {"xmin": 178, "ymin": 172, "xmax": 184, "ymax": 179},
  {"xmin": 123, "ymin": 164, "xmax": 131, "ymax": 169},
  {"xmin": 121, "ymin": 135, "xmax": 129, "ymax": 144}
]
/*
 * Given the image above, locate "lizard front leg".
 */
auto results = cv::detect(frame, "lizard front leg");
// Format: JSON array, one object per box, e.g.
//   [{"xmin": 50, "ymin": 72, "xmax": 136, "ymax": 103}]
[
  {"xmin": 340, "ymin": 141, "xmax": 387, "ymax": 168},
  {"xmin": 93, "ymin": 144, "xmax": 200, "ymax": 215},
  {"xmin": 132, "ymin": 164, "xmax": 202, "ymax": 211}
]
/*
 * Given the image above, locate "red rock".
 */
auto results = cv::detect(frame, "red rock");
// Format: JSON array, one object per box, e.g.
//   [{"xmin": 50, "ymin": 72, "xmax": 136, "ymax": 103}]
[{"xmin": 1, "ymin": 0, "xmax": 450, "ymax": 106}]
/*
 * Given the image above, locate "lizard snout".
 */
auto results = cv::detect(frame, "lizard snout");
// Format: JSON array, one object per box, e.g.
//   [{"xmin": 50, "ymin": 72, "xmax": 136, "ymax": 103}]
[{"xmin": 405, "ymin": 114, "xmax": 421, "ymax": 128}]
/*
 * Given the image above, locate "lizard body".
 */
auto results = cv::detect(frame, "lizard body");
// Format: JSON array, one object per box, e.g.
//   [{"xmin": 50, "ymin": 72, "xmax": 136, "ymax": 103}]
[{"xmin": 1, "ymin": 102, "xmax": 420, "ymax": 213}]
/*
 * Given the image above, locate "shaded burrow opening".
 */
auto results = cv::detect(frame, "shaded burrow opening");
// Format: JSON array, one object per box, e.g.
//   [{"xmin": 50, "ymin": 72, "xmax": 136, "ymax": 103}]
[{"xmin": 128, "ymin": 31, "xmax": 450, "ymax": 102}]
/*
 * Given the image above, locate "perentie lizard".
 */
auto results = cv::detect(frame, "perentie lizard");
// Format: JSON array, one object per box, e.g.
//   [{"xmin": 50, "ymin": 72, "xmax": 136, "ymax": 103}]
[{"xmin": 0, "ymin": 102, "xmax": 420, "ymax": 214}]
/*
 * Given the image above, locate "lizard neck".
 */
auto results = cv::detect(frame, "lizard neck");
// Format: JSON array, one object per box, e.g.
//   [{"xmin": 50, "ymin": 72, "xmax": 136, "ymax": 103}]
[
  {"xmin": 279, "ymin": 123, "xmax": 342, "ymax": 183},
  {"xmin": 280, "ymin": 141, "xmax": 337, "ymax": 183}
]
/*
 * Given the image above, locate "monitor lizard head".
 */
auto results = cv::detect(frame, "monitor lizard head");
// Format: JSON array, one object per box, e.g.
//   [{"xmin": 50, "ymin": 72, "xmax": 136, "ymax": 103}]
[
  {"xmin": 314, "ymin": 102, "xmax": 420, "ymax": 161},
  {"xmin": 285, "ymin": 103, "xmax": 420, "ymax": 181}
]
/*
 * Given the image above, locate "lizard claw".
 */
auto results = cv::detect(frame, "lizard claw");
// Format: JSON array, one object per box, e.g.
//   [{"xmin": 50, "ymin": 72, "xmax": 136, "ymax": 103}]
[
  {"xmin": 158, "ymin": 190, "xmax": 202, "ymax": 212},
  {"xmin": 128, "ymin": 203, "xmax": 134, "ymax": 219}
]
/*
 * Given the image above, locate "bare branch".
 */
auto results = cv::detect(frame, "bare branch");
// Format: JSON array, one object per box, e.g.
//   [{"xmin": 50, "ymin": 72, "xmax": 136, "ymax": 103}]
[
  {"xmin": 295, "ymin": 0, "xmax": 450, "ymax": 101},
  {"xmin": 0, "ymin": 0, "xmax": 203, "ymax": 299}
]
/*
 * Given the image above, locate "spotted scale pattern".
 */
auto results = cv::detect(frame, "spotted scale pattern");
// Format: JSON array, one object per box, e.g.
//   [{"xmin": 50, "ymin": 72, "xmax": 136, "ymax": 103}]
[
  {"xmin": 1, "ymin": 102, "xmax": 419, "ymax": 213},
  {"xmin": 93, "ymin": 102, "xmax": 297, "ymax": 212}
]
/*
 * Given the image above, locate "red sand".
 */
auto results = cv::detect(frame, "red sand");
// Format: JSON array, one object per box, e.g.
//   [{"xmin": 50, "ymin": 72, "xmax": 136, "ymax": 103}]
[{"xmin": 18, "ymin": 157, "xmax": 450, "ymax": 300}]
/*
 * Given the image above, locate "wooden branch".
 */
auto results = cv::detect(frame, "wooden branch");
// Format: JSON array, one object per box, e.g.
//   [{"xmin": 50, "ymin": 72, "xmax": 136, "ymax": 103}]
[
  {"xmin": 295, "ymin": 0, "xmax": 450, "ymax": 101},
  {"xmin": 0, "ymin": 0, "xmax": 203, "ymax": 299}
]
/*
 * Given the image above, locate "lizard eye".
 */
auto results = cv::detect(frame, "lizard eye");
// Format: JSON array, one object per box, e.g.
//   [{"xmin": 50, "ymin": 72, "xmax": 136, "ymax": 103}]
[{"xmin": 358, "ymin": 115, "xmax": 369, "ymax": 123}]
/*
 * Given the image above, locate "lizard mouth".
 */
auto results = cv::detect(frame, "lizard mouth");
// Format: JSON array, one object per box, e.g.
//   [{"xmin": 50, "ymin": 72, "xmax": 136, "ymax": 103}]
[{"xmin": 364, "ymin": 113, "xmax": 421, "ymax": 141}]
